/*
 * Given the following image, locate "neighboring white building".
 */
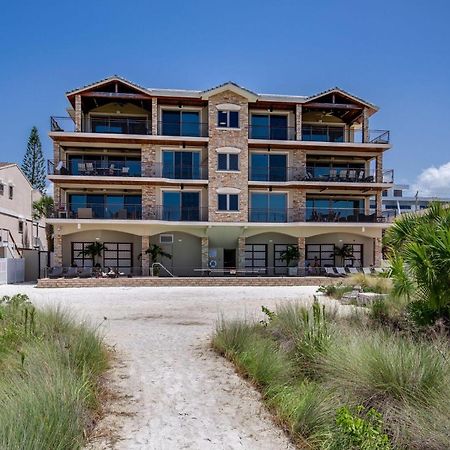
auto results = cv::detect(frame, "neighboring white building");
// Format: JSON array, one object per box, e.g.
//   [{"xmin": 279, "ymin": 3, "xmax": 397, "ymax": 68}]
[
  {"xmin": 0, "ymin": 163, "xmax": 47, "ymax": 282},
  {"xmin": 371, "ymin": 184, "xmax": 450, "ymax": 214}
]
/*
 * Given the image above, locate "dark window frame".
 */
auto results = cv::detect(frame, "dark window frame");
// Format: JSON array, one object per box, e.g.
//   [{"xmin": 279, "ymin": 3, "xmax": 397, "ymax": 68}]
[
  {"xmin": 217, "ymin": 153, "xmax": 239, "ymax": 171},
  {"xmin": 306, "ymin": 243, "xmax": 336, "ymax": 268},
  {"xmin": 71, "ymin": 241, "xmax": 95, "ymax": 267},
  {"xmin": 103, "ymin": 242, "xmax": 133, "ymax": 270},
  {"xmin": 218, "ymin": 193, "xmax": 239, "ymax": 211},
  {"xmin": 244, "ymin": 244, "xmax": 267, "ymax": 272},
  {"xmin": 8, "ymin": 185, "xmax": 13, "ymax": 200},
  {"xmin": 217, "ymin": 110, "xmax": 239, "ymax": 128}
]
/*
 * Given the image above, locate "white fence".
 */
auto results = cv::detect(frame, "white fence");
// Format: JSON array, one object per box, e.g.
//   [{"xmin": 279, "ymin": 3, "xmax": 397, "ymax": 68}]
[{"xmin": 0, "ymin": 258, "xmax": 25, "ymax": 284}]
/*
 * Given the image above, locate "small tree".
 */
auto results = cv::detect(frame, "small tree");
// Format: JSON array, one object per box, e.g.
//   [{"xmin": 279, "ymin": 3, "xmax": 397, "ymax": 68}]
[
  {"xmin": 279, "ymin": 245, "xmax": 300, "ymax": 267},
  {"xmin": 22, "ymin": 127, "xmax": 46, "ymax": 193},
  {"xmin": 142, "ymin": 244, "xmax": 172, "ymax": 275},
  {"xmin": 79, "ymin": 242, "xmax": 108, "ymax": 267},
  {"xmin": 32, "ymin": 195, "xmax": 54, "ymax": 253}
]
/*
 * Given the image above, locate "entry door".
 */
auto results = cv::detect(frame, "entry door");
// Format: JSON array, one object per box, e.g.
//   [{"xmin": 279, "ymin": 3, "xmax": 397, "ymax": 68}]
[{"xmin": 223, "ymin": 249, "xmax": 236, "ymax": 269}]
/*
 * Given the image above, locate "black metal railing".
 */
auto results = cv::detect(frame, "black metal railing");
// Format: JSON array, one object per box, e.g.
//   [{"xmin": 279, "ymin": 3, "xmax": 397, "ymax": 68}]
[
  {"xmin": 50, "ymin": 203, "xmax": 142, "ymax": 220},
  {"xmin": 88, "ymin": 116, "xmax": 150, "ymax": 135},
  {"xmin": 302, "ymin": 125, "xmax": 390, "ymax": 144},
  {"xmin": 248, "ymin": 166, "xmax": 392, "ymax": 183},
  {"xmin": 157, "ymin": 121, "xmax": 209, "ymax": 137},
  {"xmin": 48, "ymin": 160, "xmax": 209, "ymax": 180},
  {"xmin": 147, "ymin": 206, "xmax": 208, "ymax": 222},
  {"xmin": 248, "ymin": 125, "xmax": 296, "ymax": 141},
  {"xmin": 50, "ymin": 116, "xmax": 76, "ymax": 132},
  {"xmin": 248, "ymin": 208, "xmax": 394, "ymax": 223}
]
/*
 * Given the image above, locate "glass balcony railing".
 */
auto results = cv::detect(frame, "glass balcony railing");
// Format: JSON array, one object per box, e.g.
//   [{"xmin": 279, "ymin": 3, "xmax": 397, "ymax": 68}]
[
  {"xmin": 51, "ymin": 203, "xmax": 142, "ymax": 220},
  {"xmin": 50, "ymin": 116, "xmax": 151, "ymax": 134},
  {"xmin": 157, "ymin": 121, "xmax": 208, "ymax": 137}
]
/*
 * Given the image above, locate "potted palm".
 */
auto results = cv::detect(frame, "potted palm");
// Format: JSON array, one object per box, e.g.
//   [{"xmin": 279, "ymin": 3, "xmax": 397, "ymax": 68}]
[
  {"xmin": 79, "ymin": 242, "xmax": 108, "ymax": 267},
  {"xmin": 333, "ymin": 244, "xmax": 354, "ymax": 267},
  {"xmin": 279, "ymin": 245, "xmax": 300, "ymax": 276},
  {"xmin": 142, "ymin": 244, "xmax": 172, "ymax": 276}
]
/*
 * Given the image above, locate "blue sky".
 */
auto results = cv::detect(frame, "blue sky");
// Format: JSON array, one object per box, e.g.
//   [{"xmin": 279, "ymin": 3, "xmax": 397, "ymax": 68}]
[{"xmin": 1, "ymin": 0, "xmax": 449, "ymax": 195}]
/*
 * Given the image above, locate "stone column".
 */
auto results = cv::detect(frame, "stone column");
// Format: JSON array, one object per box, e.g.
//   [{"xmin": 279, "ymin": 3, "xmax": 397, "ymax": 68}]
[
  {"xmin": 375, "ymin": 192, "xmax": 383, "ymax": 218},
  {"xmin": 237, "ymin": 236, "xmax": 246, "ymax": 269},
  {"xmin": 201, "ymin": 237, "xmax": 209, "ymax": 270},
  {"xmin": 297, "ymin": 236, "xmax": 306, "ymax": 276},
  {"xmin": 53, "ymin": 141, "xmax": 61, "ymax": 206},
  {"xmin": 141, "ymin": 143, "xmax": 157, "ymax": 177},
  {"xmin": 151, "ymin": 97, "xmax": 158, "ymax": 135},
  {"xmin": 141, "ymin": 235, "xmax": 150, "ymax": 276},
  {"xmin": 362, "ymin": 107, "xmax": 369, "ymax": 143},
  {"xmin": 374, "ymin": 237, "xmax": 382, "ymax": 267},
  {"xmin": 376, "ymin": 154, "xmax": 383, "ymax": 183},
  {"xmin": 295, "ymin": 104, "xmax": 302, "ymax": 141},
  {"xmin": 142, "ymin": 185, "xmax": 157, "ymax": 219},
  {"xmin": 292, "ymin": 149, "xmax": 306, "ymax": 180},
  {"xmin": 292, "ymin": 190, "xmax": 306, "ymax": 221},
  {"xmin": 75, "ymin": 95, "xmax": 82, "ymax": 131},
  {"xmin": 54, "ymin": 227, "xmax": 63, "ymax": 267}
]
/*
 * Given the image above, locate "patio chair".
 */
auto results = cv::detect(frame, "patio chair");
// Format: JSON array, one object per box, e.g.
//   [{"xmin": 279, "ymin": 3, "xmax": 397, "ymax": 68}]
[
  {"xmin": 48, "ymin": 266, "xmax": 63, "ymax": 279},
  {"xmin": 328, "ymin": 168, "xmax": 338, "ymax": 181},
  {"xmin": 348, "ymin": 267, "xmax": 359, "ymax": 274},
  {"xmin": 335, "ymin": 267, "xmax": 347, "ymax": 277},
  {"xmin": 339, "ymin": 169, "xmax": 348, "ymax": 181},
  {"xmin": 117, "ymin": 209, "xmax": 128, "ymax": 219},
  {"xmin": 348, "ymin": 169, "xmax": 357, "ymax": 181},
  {"xmin": 357, "ymin": 169, "xmax": 365, "ymax": 181},
  {"xmin": 77, "ymin": 163, "xmax": 86, "ymax": 175},
  {"xmin": 85, "ymin": 162, "xmax": 95, "ymax": 175},
  {"xmin": 325, "ymin": 267, "xmax": 339, "ymax": 277},
  {"xmin": 108, "ymin": 164, "xmax": 115, "ymax": 175},
  {"xmin": 362, "ymin": 267, "xmax": 373, "ymax": 275},
  {"xmin": 64, "ymin": 266, "xmax": 79, "ymax": 279},
  {"xmin": 121, "ymin": 166, "xmax": 130, "ymax": 176},
  {"xmin": 79, "ymin": 267, "xmax": 93, "ymax": 278}
]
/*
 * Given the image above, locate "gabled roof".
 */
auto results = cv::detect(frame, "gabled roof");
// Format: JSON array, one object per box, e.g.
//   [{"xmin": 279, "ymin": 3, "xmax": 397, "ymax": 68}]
[
  {"xmin": 305, "ymin": 86, "xmax": 378, "ymax": 112},
  {"xmin": 66, "ymin": 75, "xmax": 151, "ymax": 98},
  {"xmin": 200, "ymin": 81, "xmax": 258, "ymax": 101},
  {"xmin": 0, "ymin": 163, "xmax": 35, "ymax": 190},
  {"xmin": 0, "ymin": 162, "xmax": 16, "ymax": 169}
]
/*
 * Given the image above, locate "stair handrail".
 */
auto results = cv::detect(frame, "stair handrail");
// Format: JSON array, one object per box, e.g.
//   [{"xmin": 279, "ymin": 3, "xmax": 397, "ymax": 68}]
[
  {"xmin": 151, "ymin": 262, "xmax": 174, "ymax": 277},
  {"xmin": 0, "ymin": 228, "xmax": 22, "ymax": 258}
]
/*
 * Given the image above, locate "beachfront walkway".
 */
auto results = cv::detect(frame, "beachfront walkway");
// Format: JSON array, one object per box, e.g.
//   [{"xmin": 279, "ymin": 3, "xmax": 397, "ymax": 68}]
[{"xmin": 2, "ymin": 284, "xmax": 328, "ymax": 450}]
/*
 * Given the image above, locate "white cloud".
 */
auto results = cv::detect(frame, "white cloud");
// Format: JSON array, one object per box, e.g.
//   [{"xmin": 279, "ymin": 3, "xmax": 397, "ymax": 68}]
[{"xmin": 411, "ymin": 162, "xmax": 450, "ymax": 197}]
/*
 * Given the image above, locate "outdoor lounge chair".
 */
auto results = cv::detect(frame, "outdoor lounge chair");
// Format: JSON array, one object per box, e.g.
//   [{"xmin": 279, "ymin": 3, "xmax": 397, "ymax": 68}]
[
  {"xmin": 85, "ymin": 162, "xmax": 95, "ymax": 175},
  {"xmin": 48, "ymin": 266, "xmax": 63, "ymax": 279},
  {"xmin": 79, "ymin": 267, "xmax": 93, "ymax": 278},
  {"xmin": 335, "ymin": 267, "xmax": 347, "ymax": 277},
  {"xmin": 325, "ymin": 267, "xmax": 339, "ymax": 277},
  {"xmin": 348, "ymin": 267, "xmax": 359, "ymax": 274},
  {"xmin": 339, "ymin": 169, "xmax": 348, "ymax": 181},
  {"xmin": 77, "ymin": 163, "xmax": 86, "ymax": 174},
  {"xmin": 328, "ymin": 168, "xmax": 337, "ymax": 181},
  {"xmin": 362, "ymin": 267, "xmax": 372, "ymax": 275},
  {"xmin": 121, "ymin": 166, "xmax": 130, "ymax": 176},
  {"xmin": 64, "ymin": 267, "xmax": 79, "ymax": 278},
  {"xmin": 347, "ymin": 169, "xmax": 357, "ymax": 181},
  {"xmin": 77, "ymin": 207, "xmax": 93, "ymax": 219}
]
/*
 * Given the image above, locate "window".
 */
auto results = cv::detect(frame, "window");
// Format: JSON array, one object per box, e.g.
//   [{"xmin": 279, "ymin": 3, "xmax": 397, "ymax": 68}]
[
  {"xmin": 68, "ymin": 194, "xmax": 142, "ymax": 219},
  {"xmin": 162, "ymin": 191, "xmax": 200, "ymax": 221},
  {"xmin": 250, "ymin": 153, "xmax": 287, "ymax": 181},
  {"xmin": 103, "ymin": 242, "xmax": 133, "ymax": 273},
  {"xmin": 218, "ymin": 110, "xmax": 239, "ymax": 128},
  {"xmin": 162, "ymin": 151, "xmax": 201, "ymax": 179},
  {"xmin": 18, "ymin": 221, "xmax": 24, "ymax": 234},
  {"xmin": 218, "ymin": 194, "xmax": 239, "ymax": 211},
  {"xmin": 71, "ymin": 242, "xmax": 95, "ymax": 267},
  {"xmin": 245, "ymin": 244, "xmax": 267, "ymax": 272},
  {"xmin": 250, "ymin": 192, "xmax": 287, "ymax": 222},
  {"xmin": 393, "ymin": 189, "xmax": 403, "ymax": 197},
  {"xmin": 306, "ymin": 244, "xmax": 335, "ymax": 268},
  {"xmin": 274, "ymin": 244, "xmax": 297, "ymax": 275},
  {"xmin": 161, "ymin": 110, "xmax": 200, "ymax": 136},
  {"xmin": 8, "ymin": 185, "xmax": 13, "ymax": 200},
  {"xmin": 218, "ymin": 153, "xmax": 239, "ymax": 171},
  {"xmin": 0, "ymin": 184, "xmax": 3, "ymax": 196},
  {"xmin": 250, "ymin": 114, "xmax": 288, "ymax": 140},
  {"xmin": 344, "ymin": 244, "xmax": 363, "ymax": 267}
]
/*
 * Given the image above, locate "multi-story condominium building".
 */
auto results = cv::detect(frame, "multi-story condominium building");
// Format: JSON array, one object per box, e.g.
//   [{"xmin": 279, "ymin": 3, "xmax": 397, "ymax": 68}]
[
  {"xmin": 371, "ymin": 184, "xmax": 450, "ymax": 213},
  {"xmin": 48, "ymin": 76, "xmax": 393, "ymax": 276}
]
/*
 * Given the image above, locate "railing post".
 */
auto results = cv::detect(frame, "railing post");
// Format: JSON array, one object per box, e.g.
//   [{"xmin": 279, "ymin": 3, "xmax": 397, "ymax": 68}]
[{"xmin": 362, "ymin": 107, "xmax": 369, "ymax": 143}]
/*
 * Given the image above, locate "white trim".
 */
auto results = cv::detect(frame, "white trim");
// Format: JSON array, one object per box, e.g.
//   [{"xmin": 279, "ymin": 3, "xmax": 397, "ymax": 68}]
[
  {"xmin": 215, "ymin": 103, "xmax": 241, "ymax": 111},
  {"xmin": 216, "ymin": 187, "xmax": 241, "ymax": 194},
  {"xmin": 216, "ymin": 146, "xmax": 241, "ymax": 154}
]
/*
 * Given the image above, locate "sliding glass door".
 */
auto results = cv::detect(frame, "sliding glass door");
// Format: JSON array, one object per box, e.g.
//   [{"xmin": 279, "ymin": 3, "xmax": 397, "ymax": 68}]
[
  {"xmin": 162, "ymin": 151, "xmax": 200, "ymax": 179},
  {"xmin": 162, "ymin": 191, "xmax": 200, "ymax": 221},
  {"xmin": 250, "ymin": 115, "xmax": 288, "ymax": 140},
  {"xmin": 250, "ymin": 153, "xmax": 287, "ymax": 181},
  {"xmin": 250, "ymin": 193, "xmax": 287, "ymax": 222},
  {"xmin": 161, "ymin": 111, "xmax": 200, "ymax": 137}
]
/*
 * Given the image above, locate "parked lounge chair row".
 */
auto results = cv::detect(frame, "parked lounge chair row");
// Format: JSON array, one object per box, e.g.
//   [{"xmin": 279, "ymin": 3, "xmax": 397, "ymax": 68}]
[{"xmin": 324, "ymin": 266, "xmax": 386, "ymax": 277}]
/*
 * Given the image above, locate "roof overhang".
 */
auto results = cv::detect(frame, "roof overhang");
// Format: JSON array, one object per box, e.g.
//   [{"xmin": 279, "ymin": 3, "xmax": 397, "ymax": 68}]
[{"xmin": 201, "ymin": 82, "xmax": 258, "ymax": 101}]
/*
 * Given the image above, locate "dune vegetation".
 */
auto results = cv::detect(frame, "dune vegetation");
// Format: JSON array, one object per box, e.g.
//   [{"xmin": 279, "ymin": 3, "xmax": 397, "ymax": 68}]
[{"xmin": 0, "ymin": 294, "xmax": 108, "ymax": 450}]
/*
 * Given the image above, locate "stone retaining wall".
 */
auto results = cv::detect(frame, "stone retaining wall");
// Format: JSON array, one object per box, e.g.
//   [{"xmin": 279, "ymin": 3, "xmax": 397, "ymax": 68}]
[{"xmin": 37, "ymin": 276, "xmax": 333, "ymax": 289}]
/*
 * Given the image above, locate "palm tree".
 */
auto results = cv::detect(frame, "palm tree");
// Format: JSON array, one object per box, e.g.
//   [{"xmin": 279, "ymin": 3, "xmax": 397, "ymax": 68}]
[
  {"xmin": 333, "ymin": 244, "xmax": 354, "ymax": 267},
  {"xmin": 279, "ymin": 245, "xmax": 300, "ymax": 267},
  {"xmin": 79, "ymin": 242, "xmax": 108, "ymax": 267},
  {"xmin": 142, "ymin": 244, "xmax": 172, "ymax": 276},
  {"xmin": 32, "ymin": 195, "xmax": 54, "ymax": 253},
  {"xmin": 384, "ymin": 202, "xmax": 450, "ymax": 325}
]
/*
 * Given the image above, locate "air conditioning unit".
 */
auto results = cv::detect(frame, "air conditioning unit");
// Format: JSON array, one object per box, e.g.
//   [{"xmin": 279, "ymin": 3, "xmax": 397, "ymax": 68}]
[{"xmin": 160, "ymin": 234, "xmax": 174, "ymax": 244}]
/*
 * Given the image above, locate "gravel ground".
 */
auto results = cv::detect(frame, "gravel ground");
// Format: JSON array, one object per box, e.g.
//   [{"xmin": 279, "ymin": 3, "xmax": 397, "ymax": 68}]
[{"xmin": 1, "ymin": 284, "xmax": 340, "ymax": 450}]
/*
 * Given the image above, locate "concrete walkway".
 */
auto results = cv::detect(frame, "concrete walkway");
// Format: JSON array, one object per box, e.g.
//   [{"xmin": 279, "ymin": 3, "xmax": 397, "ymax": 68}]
[{"xmin": 1, "ymin": 284, "xmax": 326, "ymax": 450}]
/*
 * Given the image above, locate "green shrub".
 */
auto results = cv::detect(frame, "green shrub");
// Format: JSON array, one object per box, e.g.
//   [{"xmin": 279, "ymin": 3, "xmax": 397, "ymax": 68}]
[
  {"xmin": 324, "ymin": 405, "xmax": 392, "ymax": 450},
  {"xmin": 317, "ymin": 283, "xmax": 353, "ymax": 299}
]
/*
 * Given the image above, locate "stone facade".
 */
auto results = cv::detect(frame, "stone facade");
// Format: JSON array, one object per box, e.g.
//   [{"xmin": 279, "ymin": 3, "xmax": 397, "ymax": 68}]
[
  {"xmin": 374, "ymin": 236, "xmax": 382, "ymax": 267},
  {"xmin": 151, "ymin": 97, "xmax": 158, "ymax": 135},
  {"xmin": 291, "ymin": 149, "xmax": 306, "ymax": 179},
  {"xmin": 75, "ymin": 95, "xmax": 82, "ymax": 131},
  {"xmin": 201, "ymin": 237, "xmax": 209, "ymax": 269},
  {"xmin": 142, "ymin": 185, "xmax": 157, "ymax": 219},
  {"xmin": 53, "ymin": 228, "xmax": 62, "ymax": 266},
  {"xmin": 376, "ymin": 154, "xmax": 383, "ymax": 183},
  {"xmin": 295, "ymin": 104, "xmax": 303, "ymax": 140},
  {"xmin": 207, "ymin": 91, "xmax": 249, "ymax": 222},
  {"xmin": 291, "ymin": 189, "xmax": 306, "ymax": 221},
  {"xmin": 362, "ymin": 107, "xmax": 369, "ymax": 143},
  {"xmin": 141, "ymin": 235, "xmax": 150, "ymax": 275},
  {"xmin": 141, "ymin": 143, "xmax": 157, "ymax": 176},
  {"xmin": 237, "ymin": 236, "xmax": 246, "ymax": 269},
  {"xmin": 297, "ymin": 236, "xmax": 306, "ymax": 275}
]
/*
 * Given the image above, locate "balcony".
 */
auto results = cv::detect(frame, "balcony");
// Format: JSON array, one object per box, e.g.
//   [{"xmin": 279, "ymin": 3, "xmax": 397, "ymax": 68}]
[
  {"xmin": 248, "ymin": 125, "xmax": 296, "ymax": 141},
  {"xmin": 51, "ymin": 203, "xmax": 142, "ymax": 220},
  {"xmin": 147, "ymin": 206, "xmax": 208, "ymax": 221},
  {"xmin": 157, "ymin": 121, "xmax": 209, "ymax": 137},
  {"xmin": 302, "ymin": 125, "xmax": 390, "ymax": 144},
  {"xmin": 248, "ymin": 208, "xmax": 393, "ymax": 223},
  {"xmin": 248, "ymin": 166, "xmax": 394, "ymax": 183},
  {"xmin": 50, "ymin": 116, "xmax": 151, "ymax": 135},
  {"xmin": 48, "ymin": 160, "xmax": 208, "ymax": 180}
]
